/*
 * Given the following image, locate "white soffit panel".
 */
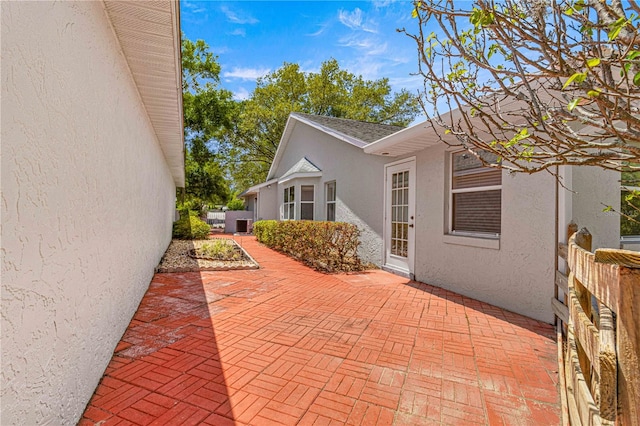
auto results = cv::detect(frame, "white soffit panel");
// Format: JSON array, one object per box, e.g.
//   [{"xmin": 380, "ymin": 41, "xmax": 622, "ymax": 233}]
[{"xmin": 103, "ymin": 0, "xmax": 185, "ymax": 187}]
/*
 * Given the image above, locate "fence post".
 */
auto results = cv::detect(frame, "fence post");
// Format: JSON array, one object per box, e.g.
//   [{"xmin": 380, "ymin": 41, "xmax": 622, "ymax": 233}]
[
  {"xmin": 615, "ymin": 264, "xmax": 640, "ymax": 426},
  {"xmin": 573, "ymin": 228, "xmax": 594, "ymax": 392},
  {"xmin": 595, "ymin": 248, "xmax": 640, "ymax": 425}
]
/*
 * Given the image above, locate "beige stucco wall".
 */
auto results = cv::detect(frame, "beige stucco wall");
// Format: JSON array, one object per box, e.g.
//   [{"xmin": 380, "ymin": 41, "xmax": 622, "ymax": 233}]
[
  {"xmin": 569, "ymin": 166, "xmax": 620, "ymax": 249},
  {"xmin": 1, "ymin": 2, "xmax": 177, "ymax": 424},
  {"xmin": 401, "ymin": 145, "xmax": 558, "ymax": 323},
  {"xmin": 272, "ymin": 122, "xmax": 391, "ymax": 265}
]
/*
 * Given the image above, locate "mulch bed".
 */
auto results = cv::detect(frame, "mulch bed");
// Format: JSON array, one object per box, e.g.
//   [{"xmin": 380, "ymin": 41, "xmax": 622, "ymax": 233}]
[{"xmin": 155, "ymin": 239, "xmax": 259, "ymax": 273}]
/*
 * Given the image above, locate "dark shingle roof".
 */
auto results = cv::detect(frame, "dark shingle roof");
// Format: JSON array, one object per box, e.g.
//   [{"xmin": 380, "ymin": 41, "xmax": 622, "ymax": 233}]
[
  {"xmin": 293, "ymin": 113, "xmax": 404, "ymax": 144},
  {"xmin": 281, "ymin": 157, "xmax": 321, "ymax": 179}
]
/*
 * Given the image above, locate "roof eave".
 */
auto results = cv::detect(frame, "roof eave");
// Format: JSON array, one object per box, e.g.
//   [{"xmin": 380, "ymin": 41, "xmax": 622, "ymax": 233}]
[
  {"xmin": 241, "ymin": 178, "xmax": 279, "ymax": 196},
  {"xmin": 278, "ymin": 171, "xmax": 323, "ymax": 185},
  {"xmin": 103, "ymin": 0, "xmax": 185, "ymax": 187},
  {"xmin": 290, "ymin": 113, "xmax": 368, "ymax": 148},
  {"xmin": 364, "ymin": 120, "xmax": 442, "ymax": 157}
]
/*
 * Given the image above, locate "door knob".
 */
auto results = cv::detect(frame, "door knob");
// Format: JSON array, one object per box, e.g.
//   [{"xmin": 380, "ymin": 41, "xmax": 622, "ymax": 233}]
[{"xmin": 409, "ymin": 224, "xmax": 414, "ymax": 228}]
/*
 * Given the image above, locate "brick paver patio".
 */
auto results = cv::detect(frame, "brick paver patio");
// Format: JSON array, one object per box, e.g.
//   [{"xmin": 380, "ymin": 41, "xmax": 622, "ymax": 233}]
[{"xmin": 80, "ymin": 235, "xmax": 561, "ymax": 425}]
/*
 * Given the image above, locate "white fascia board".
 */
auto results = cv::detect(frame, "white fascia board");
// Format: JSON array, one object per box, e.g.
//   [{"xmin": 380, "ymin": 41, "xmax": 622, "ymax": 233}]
[
  {"xmin": 278, "ymin": 172, "xmax": 323, "ymax": 185},
  {"xmin": 364, "ymin": 120, "xmax": 438, "ymax": 156},
  {"xmin": 243, "ymin": 178, "xmax": 278, "ymax": 196},
  {"xmin": 290, "ymin": 113, "xmax": 368, "ymax": 149},
  {"xmin": 267, "ymin": 115, "xmax": 297, "ymax": 180}
]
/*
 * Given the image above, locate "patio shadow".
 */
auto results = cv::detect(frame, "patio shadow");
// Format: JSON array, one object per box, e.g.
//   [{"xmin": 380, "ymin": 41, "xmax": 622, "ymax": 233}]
[{"xmin": 79, "ymin": 262, "xmax": 236, "ymax": 425}]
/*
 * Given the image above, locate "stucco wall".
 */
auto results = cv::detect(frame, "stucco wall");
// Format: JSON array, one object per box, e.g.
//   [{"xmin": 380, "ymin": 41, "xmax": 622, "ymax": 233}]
[
  {"xmin": 569, "ymin": 166, "xmax": 620, "ymax": 249},
  {"xmin": 225, "ymin": 210, "xmax": 254, "ymax": 233},
  {"xmin": 1, "ymin": 2, "xmax": 176, "ymax": 424},
  {"xmin": 405, "ymin": 146, "xmax": 557, "ymax": 323},
  {"xmin": 257, "ymin": 184, "xmax": 278, "ymax": 221},
  {"xmin": 272, "ymin": 122, "xmax": 391, "ymax": 265}
]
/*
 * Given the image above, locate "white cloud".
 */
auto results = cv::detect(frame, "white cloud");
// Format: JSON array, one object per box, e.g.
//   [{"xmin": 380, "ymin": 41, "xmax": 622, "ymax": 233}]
[
  {"xmin": 180, "ymin": 0, "xmax": 208, "ymax": 25},
  {"xmin": 223, "ymin": 67, "xmax": 270, "ymax": 81},
  {"xmin": 338, "ymin": 33, "xmax": 389, "ymax": 57},
  {"xmin": 338, "ymin": 8, "xmax": 377, "ymax": 33},
  {"xmin": 220, "ymin": 5, "xmax": 258, "ymax": 24},
  {"xmin": 371, "ymin": 0, "xmax": 397, "ymax": 9},
  {"xmin": 182, "ymin": 0, "xmax": 206, "ymax": 14},
  {"xmin": 230, "ymin": 28, "xmax": 246, "ymax": 37},
  {"xmin": 338, "ymin": 8, "xmax": 363, "ymax": 29},
  {"xmin": 233, "ymin": 87, "xmax": 251, "ymax": 101},
  {"xmin": 307, "ymin": 24, "xmax": 328, "ymax": 37}
]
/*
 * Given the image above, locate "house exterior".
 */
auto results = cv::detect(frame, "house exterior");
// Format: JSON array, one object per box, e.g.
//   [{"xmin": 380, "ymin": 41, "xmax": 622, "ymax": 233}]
[
  {"xmin": 1, "ymin": 2, "xmax": 184, "ymax": 424},
  {"xmin": 242, "ymin": 113, "xmax": 403, "ymax": 265},
  {"xmin": 243, "ymin": 113, "xmax": 620, "ymax": 323}
]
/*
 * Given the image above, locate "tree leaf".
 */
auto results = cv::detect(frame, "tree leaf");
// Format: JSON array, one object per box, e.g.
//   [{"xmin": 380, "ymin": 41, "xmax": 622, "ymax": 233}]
[
  {"xmin": 586, "ymin": 58, "xmax": 600, "ymax": 68},
  {"xmin": 567, "ymin": 98, "xmax": 581, "ymax": 111},
  {"xmin": 608, "ymin": 17, "xmax": 626, "ymax": 41},
  {"xmin": 587, "ymin": 89, "xmax": 601, "ymax": 97},
  {"xmin": 627, "ymin": 51, "xmax": 640, "ymax": 61},
  {"xmin": 563, "ymin": 72, "xmax": 586, "ymax": 89}
]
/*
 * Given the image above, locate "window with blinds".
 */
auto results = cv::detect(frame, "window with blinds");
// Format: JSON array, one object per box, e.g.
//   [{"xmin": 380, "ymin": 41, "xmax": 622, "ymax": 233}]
[{"xmin": 450, "ymin": 151, "xmax": 502, "ymax": 236}]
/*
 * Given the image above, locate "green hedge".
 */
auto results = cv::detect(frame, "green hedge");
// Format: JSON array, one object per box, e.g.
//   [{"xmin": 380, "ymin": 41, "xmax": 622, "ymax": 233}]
[
  {"xmin": 253, "ymin": 220, "xmax": 363, "ymax": 272},
  {"xmin": 173, "ymin": 210, "xmax": 210, "ymax": 239}
]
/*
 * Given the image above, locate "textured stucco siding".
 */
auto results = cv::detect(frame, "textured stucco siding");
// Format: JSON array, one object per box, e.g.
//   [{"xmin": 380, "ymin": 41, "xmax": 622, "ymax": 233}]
[
  {"xmin": 403, "ymin": 146, "xmax": 557, "ymax": 323},
  {"xmin": 1, "ymin": 2, "xmax": 176, "ymax": 424},
  {"xmin": 569, "ymin": 166, "xmax": 620, "ymax": 249},
  {"xmin": 225, "ymin": 210, "xmax": 254, "ymax": 233},
  {"xmin": 272, "ymin": 122, "xmax": 390, "ymax": 265},
  {"xmin": 257, "ymin": 184, "xmax": 279, "ymax": 221}
]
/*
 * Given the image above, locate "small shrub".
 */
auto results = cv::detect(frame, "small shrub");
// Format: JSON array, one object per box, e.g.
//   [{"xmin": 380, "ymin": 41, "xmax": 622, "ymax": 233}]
[
  {"xmin": 226, "ymin": 198, "xmax": 245, "ymax": 211},
  {"xmin": 173, "ymin": 210, "xmax": 210, "ymax": 239},
  {"xmin": 253, "ymin": 220, "xmax": 277, "ymax": 246},
  {"xmin": 253, "ymin": 220, "xmax": 363, "ymax": 272},
  {"xmin": 195, "ymin": 240, "xmax": 242, "ymax": 260}
]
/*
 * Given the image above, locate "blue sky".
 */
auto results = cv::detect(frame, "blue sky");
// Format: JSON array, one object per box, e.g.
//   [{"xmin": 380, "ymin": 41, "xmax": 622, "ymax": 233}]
[{"xmin": 181, "ymin": 1, "xmax": 425, "ymax": 109}]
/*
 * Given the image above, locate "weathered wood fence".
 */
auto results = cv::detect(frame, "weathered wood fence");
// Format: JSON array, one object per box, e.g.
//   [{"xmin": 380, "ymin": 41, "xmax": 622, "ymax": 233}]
[{"xmin": 552, "ymin": 223, "xmax": 640, "ymax": 425}]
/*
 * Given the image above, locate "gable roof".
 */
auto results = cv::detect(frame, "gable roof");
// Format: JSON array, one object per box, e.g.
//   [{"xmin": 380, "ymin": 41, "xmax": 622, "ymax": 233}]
[
  {"xmin": 281, "ymin": 157, "xmax": 322, "ymax": 179},
  {"xmin": 267, "ymin": 113, "xmax": 405, "ymax": 179},
  {"xmin": 294, "ymin": 113, "xmax": 404, "ymax": 143}
]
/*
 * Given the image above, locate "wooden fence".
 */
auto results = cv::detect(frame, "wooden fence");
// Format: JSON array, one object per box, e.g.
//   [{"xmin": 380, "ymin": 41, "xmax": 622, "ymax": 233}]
[{"xmin": 553, "ymin": 223, "xmax": 640, "ymax": 425}]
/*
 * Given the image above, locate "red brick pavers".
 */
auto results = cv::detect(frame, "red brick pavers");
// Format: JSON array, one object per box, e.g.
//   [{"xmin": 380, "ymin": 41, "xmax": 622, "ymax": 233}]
[{"xmin": 80, "ymin": 235, "xmax": 560, "ymax": 425}]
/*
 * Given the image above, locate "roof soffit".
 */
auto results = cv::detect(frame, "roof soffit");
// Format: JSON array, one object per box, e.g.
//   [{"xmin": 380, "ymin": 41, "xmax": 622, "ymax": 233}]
[{"xmin": 103, "ymin": 0, "xmax": 185, "ymax": 187}]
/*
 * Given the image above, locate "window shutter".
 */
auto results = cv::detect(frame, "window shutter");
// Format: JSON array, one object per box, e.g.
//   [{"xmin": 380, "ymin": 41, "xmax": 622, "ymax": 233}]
[{"xmin": 452, "ymin": 190, "xmax": 501, "ymax": 234}]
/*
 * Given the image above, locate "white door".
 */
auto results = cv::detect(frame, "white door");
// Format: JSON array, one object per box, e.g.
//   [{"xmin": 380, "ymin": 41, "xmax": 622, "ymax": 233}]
[{"xmin": 384, "ymin": 158, "xmax": 416, "ymax": 277}]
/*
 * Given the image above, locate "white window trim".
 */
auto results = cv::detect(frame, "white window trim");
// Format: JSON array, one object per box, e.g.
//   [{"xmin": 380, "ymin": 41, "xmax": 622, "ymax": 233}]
[
  {"xmin": 325, "ymin": 181, "xmax": 336, "ymax": 221},
  {"xmin": 283, "ymin": 185, "xmax": 295, "ymax": 220},
  {"xmin": 278, "ymin": 171, "xmax": 322, "ymax": 185},
  {"xmin": 300, "ymin": 184, "xmax": 315, "ymax": 220},
  {"xmin": 448, "ymin": 150, "xmax": 502, "ymax": 238}
]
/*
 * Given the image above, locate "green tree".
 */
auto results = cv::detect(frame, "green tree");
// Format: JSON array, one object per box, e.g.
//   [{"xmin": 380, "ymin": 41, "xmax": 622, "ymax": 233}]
[
  {"xmin": 180, "ymin": 36, "xmax": 237, "ymax": 210},
  {"xmin": 228, "ymin": 59, "xmax": 420, "ymax": 186},
  {"xmin": 402, "ymin": 0, "xmax": 640, "ymax": 174},
  {"xmin": 183, "ymin": 150, "xmax": 229, "ymax": 212}
]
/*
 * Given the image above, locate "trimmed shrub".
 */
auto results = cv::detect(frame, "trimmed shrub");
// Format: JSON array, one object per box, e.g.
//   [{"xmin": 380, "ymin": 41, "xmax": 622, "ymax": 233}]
[
  {"xmin": 173, "ymin": 210, "xmax": 210, "ymax": 239},
  {"xmin": 253, "ymin": 220, "xmax": 363, "ymax": 272},
  {"xmin": 226, "ymin": 198, "xmax": 245, "ymax": 211}
]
